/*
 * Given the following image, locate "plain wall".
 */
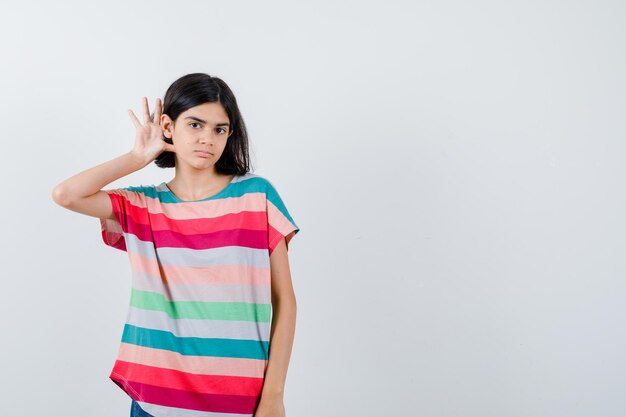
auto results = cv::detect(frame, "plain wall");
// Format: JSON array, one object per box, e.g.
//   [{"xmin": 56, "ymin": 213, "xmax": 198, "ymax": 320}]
[{"xmin": 1, "ymin": 0, "xmax": 625, "ymax": 416}]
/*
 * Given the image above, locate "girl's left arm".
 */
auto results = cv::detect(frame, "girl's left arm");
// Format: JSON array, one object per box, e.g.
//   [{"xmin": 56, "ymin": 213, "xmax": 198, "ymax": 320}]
[{"xmin": 255, "ymin": 237, "xmax": 297, "ymax": 417}]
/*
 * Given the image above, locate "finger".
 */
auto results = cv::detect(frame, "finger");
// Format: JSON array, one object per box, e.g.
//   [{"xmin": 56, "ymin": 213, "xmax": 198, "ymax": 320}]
[
  {"xmin": 155, "ymin": 98, "xmax": 163, "ymax": 124},
  {"xmin": 143, "ymin": 97, "xmax": 151, "ymax": 124},
  {"xmin": 164, "ymin": 143, "xmax": 176, "ymax": 153},
  {"xmin": 128, "ymin": 109, "xmax": 141, "ymax": 128}
]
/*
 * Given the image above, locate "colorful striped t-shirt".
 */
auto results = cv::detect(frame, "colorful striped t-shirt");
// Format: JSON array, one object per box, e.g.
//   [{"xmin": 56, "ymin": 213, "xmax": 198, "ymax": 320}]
[{"xmin": 98, "ymin": 173, "xmax": 300, "ymax": 417}]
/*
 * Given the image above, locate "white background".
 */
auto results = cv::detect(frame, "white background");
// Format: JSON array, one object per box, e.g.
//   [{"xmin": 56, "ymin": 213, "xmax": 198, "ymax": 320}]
[{"xmin": 1, "ymin": 1, "xmax": 625, "ymax": 416}]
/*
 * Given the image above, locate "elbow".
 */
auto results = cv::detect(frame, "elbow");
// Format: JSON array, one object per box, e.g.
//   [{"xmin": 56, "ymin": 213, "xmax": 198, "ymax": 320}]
[
  {"xmin": 51, "ymin": 184, "xmax": 72, "ymax": 207},
  {"xmin": 271, "ymin": 291, "xmax": 298, "ymax": 315}
]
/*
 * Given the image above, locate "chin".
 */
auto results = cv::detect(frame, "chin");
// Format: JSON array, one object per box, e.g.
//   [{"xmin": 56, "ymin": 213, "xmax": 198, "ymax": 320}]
[
  {"xmin": 178, "ymin": 157, "xmax": 211, "ymax": 169},
  {"xmin": 193, "ymin": 161, "xmax": 215, "ymax": 170}
]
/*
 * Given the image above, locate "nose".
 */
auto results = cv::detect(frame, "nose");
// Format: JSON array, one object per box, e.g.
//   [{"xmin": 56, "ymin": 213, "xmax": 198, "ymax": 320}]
[{"xmin": 198, "ymin": 132, "xmax": 216, "ymax": 146}]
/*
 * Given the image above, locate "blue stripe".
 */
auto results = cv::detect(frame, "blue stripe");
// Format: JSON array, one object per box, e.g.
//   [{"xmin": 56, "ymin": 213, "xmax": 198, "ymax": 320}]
[{"xmin": 121, "ymin": 324, "xmax": 269, "ymax": 360}]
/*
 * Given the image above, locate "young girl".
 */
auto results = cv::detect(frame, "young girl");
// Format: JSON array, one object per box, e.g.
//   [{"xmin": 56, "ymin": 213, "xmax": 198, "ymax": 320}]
[{"xmin": 52, "ymin": 73, "xmax": 300, "ymax": 417}]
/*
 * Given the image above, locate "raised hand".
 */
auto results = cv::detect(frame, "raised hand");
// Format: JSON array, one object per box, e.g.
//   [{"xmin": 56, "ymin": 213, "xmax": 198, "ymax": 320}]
[{"xmin": 128, "ymin": 97, "xmax": 176, "ymax": 164}]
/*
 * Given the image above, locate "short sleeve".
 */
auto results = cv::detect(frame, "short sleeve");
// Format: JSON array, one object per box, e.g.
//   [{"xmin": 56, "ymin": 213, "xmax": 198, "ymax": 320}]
[
  {"xmin": 266, "ymin": 179, "xmax": 300, "ymax": 256},
  {"xmin": 99, "ymin": 187, "xmax": 143, "ymax": 252}
]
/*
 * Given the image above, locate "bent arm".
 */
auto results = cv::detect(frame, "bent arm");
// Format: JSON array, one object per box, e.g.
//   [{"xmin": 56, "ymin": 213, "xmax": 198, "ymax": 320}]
[{"xmin": 51, "ymin": 151, "xmax": 149, "ymax": 219}]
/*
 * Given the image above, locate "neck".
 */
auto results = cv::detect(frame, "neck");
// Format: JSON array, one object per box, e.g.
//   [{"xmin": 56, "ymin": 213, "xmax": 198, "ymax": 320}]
[{"xmin": 168, "ymin": 165, "xmax": 230, "ymax": 200}]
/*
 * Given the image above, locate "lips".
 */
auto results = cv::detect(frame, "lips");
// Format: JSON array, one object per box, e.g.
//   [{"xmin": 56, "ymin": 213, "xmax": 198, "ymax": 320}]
[{"xmin": 195, "ymin": 150, "xmax": 213, "ymax": 158}]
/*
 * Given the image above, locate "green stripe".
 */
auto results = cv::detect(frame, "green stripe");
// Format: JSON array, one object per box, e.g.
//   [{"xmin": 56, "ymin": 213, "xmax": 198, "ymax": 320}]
[{"xmin": 130, "ymin": 289, "xmax": 271, "ymax": 322}]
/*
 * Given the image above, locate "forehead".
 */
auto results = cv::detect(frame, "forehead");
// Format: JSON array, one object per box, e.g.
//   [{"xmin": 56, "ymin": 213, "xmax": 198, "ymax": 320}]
[{"xmin": 181, "ymin": 102, "xmax": 229, "ymax": 124}]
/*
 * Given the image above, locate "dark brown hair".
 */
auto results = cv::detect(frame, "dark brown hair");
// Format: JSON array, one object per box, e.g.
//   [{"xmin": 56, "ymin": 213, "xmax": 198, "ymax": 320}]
[{"xmin": 153, "ymin": 73, "xmax": 252, "ymax": 175}]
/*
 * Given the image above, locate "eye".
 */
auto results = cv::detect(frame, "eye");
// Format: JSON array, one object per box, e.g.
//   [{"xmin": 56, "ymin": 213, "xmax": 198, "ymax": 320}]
[
  {"xmin": 189, "ymin": 122, "xmax": 201, "ymax": 128},
  {"xmin": 217, "ymin": 127, "xmax": 228, "ymax": 134}
]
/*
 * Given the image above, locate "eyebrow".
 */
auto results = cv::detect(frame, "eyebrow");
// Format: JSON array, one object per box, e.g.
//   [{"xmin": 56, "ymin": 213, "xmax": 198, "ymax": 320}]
[{"xmin": 184, "ymin": 116, "xmax": 230, "ymax": 127}]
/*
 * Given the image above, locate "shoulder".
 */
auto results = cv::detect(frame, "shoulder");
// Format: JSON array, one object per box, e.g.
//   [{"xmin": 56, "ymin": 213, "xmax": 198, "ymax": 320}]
[
  {"xmin": 246, "ymin": 174, "xmax": 292, "ymax": 208},
  {"xmin": 126, "ymin": 184, "xmax": 155, "ymax": 194},
  {"xmin": 234, "ymin": 172, "xmax": 276, "ymax": 194},
  {"xmin": 106, "ymin": 184, "xmax": 154, "ymax": 193},
  {"xmin": 105, "ymin": 184, "xmax": 159, "ymax": 201}
]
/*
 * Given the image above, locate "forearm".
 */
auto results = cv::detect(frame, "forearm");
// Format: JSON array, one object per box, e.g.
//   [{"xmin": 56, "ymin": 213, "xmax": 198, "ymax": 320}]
[
  {"xmin": 261, "ymin": 294, "xmax": 297, "ymax": 397},
  {"xmin": 53, "ymin": 151, "xmax": 148, "ymax": 203}
]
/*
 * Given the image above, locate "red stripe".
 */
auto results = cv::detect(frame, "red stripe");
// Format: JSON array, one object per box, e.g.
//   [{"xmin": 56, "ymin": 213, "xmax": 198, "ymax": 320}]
[
  {"xmin": 112, "ymin": 376, "xmax": 260, "ymax": 414},
  {"xmin": 151, "ymin": 210, "xmax": 266, "ymax": 235},
  {"xmin": 111, "ymin": 197, "xmax": 270, "ymax": 251},
  {"xmin": 112, "ymin": 360, "xmax": 264, "ymax": 396},
  {"xmin": 153, "ymin": 227, "xmax": 266, "ymax": 250}
]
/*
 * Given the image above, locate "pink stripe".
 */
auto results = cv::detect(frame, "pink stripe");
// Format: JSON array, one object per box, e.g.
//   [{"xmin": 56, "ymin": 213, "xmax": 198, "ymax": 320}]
[
  {"xmin": 117, "ymin": 343, "xmax": 267, "ymax": 378},
  {"xmin": 153, "ymin": 227, "xmax": 265, "ymax": 250},
  {"xmin": 156, "ymin": 193, "xmax": 266, "ymax": 221},
  {"xmin": 128, "ymin": 258, "xmax": 271, "ymax": 285},
  {"xmin": 118, "ymin": 188, "xmax": 266, "ymax": 221}
]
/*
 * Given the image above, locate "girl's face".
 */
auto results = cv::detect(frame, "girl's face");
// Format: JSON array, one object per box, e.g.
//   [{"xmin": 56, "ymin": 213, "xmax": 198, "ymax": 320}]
[{"xmin": 162, "ymin": 102, "xmax": 232, "ymax": 171}]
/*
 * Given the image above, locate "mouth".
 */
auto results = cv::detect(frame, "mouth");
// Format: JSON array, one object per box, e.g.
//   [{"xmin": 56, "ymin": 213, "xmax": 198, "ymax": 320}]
[{"xmin": 194, "ymin": 150, "xmax": 213, "ymax": 158}]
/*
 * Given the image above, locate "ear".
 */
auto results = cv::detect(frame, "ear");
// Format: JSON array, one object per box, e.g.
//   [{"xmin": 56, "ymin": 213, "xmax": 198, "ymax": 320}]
[{"xmin": 161, "ymin": 114, "xmax": 174, "ymax": 139}]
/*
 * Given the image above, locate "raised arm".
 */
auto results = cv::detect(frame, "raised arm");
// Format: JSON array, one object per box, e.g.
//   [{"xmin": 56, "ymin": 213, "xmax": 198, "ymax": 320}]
[
  {"xmin": 51, "ymin": 97, "xmax": 174, "ymax": 220},
  {"xmin": 51, "ymin": 151, "xmax": 151, "ymax": 219}
]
